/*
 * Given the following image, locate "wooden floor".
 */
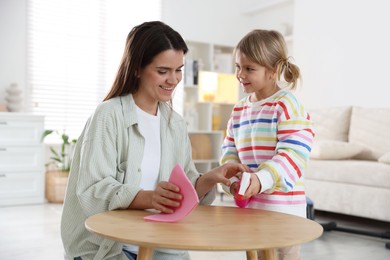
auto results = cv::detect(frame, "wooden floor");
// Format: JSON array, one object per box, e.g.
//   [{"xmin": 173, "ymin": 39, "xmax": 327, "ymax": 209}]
[{"xmin": 1, "ymin": 197, "xmax": 390, "ymax": 260}]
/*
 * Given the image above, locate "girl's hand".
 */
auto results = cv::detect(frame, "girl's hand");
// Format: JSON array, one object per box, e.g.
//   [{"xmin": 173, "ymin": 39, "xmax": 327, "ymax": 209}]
[
  {"xmin": 241, "ymin": 174, "xmax": 262, "ymax": 199},
  {"xmin": 151, "ymin": 181, "xmax": 182, "ymax": 214},
  {"xmin": 230, "ymin": 173, "xmax": 262, "ymax": 200}
]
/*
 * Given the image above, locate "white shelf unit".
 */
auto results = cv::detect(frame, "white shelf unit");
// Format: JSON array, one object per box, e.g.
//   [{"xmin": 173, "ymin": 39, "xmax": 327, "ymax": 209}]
[
  {"xmin": 186, "ymin": 41, "xmax": 235, "ymax": 73},
  {"xmin": 0, "ymin": 113, "xmax": 45, "ymax": 206},
  {"xmin": 175, "ymin": 41, "xmax": 239, "ymax": 173}
]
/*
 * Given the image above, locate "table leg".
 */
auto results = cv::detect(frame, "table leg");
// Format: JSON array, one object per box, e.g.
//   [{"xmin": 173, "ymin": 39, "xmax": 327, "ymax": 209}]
[
  {"xmin": 137, "ymin": 246, "xmax": 153, "ymax": 260},
  {"xmin": 260, "ymin": 248, "xmax": 277, "ymax": 260},
  {"xmin": 246, "ymin": 250, "xmax": 258, "ymax": 260}
]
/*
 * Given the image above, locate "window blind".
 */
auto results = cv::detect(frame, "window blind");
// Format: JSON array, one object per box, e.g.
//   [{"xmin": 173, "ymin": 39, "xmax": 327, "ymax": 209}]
[{"xmin": 27, "ymin": 0, "xmax": 162, "ymax": 139}]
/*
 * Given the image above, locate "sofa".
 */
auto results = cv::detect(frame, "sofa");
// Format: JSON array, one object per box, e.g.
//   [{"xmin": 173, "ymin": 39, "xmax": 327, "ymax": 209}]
[{"xmin": 305, "ymin": 106, "xmax": 390, "ymax": 222}]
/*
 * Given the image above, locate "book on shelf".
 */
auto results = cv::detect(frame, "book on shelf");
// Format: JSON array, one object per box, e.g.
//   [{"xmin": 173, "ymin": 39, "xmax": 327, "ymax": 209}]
[{"xmin": 184, "ymin": 59, "xmax": 199, "ymax": 86}]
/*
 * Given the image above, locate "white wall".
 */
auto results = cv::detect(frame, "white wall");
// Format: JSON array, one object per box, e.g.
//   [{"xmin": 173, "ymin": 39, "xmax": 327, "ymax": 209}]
[
  {"xmin": 0, "ymin": 0, "xmax": 27, "ymax": 105},
  {"xmin": 294, "ymin": 0, "xmax": 390, "ymax": 108},
  {"xmin": 161, "ymin": 0, "xmax": 249, "ymax": 46},
  {"xmin": 3, "ymin": 0, "xmax": 389, "ymax": 109},
  {"xmin": 164, "ymin": 0, "xmax": 390, "ymax": 108}
]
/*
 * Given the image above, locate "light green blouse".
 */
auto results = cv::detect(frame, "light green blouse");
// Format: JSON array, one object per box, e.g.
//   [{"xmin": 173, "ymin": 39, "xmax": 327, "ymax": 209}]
[{"xmin": 61, "ymin": 94, "xmax": 216, "ymax": 259}]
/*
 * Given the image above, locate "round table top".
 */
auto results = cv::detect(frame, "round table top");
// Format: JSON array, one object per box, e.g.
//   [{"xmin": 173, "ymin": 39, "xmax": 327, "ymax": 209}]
[{"xmin": 85, "ymin": 205, "xmax": 323, "ymax": 251}]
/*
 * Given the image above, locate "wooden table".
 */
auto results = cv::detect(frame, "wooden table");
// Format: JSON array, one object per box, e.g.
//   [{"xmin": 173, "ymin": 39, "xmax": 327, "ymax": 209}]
[{"xmin": 85, "ymin": 205, "xmax": 323, "ymax": 260}]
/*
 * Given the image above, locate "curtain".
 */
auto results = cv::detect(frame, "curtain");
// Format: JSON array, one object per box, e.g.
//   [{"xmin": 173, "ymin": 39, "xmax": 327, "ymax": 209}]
[{"xmin": 27, "ymin": 0, "xmax": 162, "ymax": 139}]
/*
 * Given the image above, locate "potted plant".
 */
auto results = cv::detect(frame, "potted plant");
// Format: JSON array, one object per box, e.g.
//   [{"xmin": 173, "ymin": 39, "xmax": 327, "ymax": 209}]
[{"xmin": 41, "ymin": 130, "xmax": 77, "ymax": 203}]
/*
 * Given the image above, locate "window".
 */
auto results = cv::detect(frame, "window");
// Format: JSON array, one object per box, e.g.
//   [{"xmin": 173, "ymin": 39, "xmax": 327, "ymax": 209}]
[{"xmin": 27, "ymin": 0, "xmax": 162, "ymax": 139}]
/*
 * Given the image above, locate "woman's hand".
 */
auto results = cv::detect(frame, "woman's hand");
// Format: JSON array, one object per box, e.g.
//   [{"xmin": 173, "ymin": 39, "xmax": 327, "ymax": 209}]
[
  {"xmin": 212, "ymin": 163, "xmax": 252, "ymax": 186},
  {"xmin": 229, "ymin": 180, "xmax": 240, "ymax": 196},
  {"xmin": 151, "ymin": 181, "xmax": 183, "ymax": 214},
  {"xmin": 195, "ymin": 163, "xmax": 251, "ymax": 198}
]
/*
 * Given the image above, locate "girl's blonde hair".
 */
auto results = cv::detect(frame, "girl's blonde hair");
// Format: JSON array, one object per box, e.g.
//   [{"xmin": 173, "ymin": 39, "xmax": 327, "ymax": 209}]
[{"xmin": 234, "ymin": 29, "xmax": 301, "ymax": 89}]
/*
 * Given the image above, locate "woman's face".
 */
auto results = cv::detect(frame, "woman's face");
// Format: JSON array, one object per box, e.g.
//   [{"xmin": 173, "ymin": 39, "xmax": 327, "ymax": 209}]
[{"xmin": 135, "ymin": 49, "xmax": 184, "ymax": 114}]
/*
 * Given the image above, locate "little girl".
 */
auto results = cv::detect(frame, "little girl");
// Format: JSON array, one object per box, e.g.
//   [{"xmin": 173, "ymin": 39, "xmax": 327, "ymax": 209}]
[{"xmin": 221, "ymin": 29, "xmax": 315, "ymax": 260}]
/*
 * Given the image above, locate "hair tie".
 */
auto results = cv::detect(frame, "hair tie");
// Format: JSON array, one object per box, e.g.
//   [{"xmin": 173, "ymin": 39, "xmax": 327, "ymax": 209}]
[{"xmin": 284, "ymin": 56, "xmax": 294, "ymax": 73}]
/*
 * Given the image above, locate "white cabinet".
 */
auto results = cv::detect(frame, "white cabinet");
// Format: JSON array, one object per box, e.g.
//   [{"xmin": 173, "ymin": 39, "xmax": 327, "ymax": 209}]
[
  {"xmin": 0, "ymin": 113, "xmax": 45, "ymax": 206},
  {"xmin": 174, "ymin": 41, "xmax": 241, "ymax": 173}
]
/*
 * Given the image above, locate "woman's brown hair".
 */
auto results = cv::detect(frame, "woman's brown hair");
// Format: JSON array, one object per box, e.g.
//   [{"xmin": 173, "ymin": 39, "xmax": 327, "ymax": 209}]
[{"xmin": 103, "ymin": 21, "xmax": 188, "ymax": 101}]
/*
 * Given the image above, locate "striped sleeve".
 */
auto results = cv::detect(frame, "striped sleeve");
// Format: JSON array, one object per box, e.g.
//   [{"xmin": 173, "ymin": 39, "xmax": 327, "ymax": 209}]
[
  {"xmin": 220, "ymin": 102, "xmax": 243, "ymax": 165},
  {"xmin": 260, "ymin": 94, "xmax": 314, "ymax": 193}
]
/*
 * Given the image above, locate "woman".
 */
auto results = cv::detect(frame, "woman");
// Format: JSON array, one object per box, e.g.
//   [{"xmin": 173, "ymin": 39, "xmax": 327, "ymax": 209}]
[{"xmin": 61, "ymin": 21, "xmax": 248, "ymax": 260}]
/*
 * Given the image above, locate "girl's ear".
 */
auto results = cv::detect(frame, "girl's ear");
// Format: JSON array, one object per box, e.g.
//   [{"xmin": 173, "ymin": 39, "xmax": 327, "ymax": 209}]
[{"xmin": 268, "ymin": 70, "xmax": 276, "ymax": 81}]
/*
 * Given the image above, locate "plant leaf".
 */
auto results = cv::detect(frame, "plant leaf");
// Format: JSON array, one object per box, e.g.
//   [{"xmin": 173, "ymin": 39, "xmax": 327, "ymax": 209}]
[
  {"xmin": 49, "ymin": 147, "xmax": 60, "ymax": 158},
  {"xmin": 50, "ymin": 157, "xmax": 62, "ymax": 163},
  {"xmin": 41, "ymin": 129, "xmax": 54, "ymax": 141},
  {"xmin": 62, "ymin": 134, "xmax": 70, "ymax": 145}
]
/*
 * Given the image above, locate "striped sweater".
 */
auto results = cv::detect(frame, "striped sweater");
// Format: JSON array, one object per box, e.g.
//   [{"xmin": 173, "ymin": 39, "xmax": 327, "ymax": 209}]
[{"xmin": 221, "ymin": 89, "xmax": 314, "ymax": 217}]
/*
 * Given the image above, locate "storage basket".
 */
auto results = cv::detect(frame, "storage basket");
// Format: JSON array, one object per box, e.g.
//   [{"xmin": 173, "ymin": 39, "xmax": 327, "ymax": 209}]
[{"xmin": 45, "ymin": 170, "xmax": 68, "ymax": 203}]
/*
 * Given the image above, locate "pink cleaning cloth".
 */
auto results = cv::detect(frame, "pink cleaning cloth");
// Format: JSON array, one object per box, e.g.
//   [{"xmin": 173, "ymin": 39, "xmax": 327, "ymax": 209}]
[{"xmin": 144, "ymin": 164, "xmax": 199, "ymax": 222}]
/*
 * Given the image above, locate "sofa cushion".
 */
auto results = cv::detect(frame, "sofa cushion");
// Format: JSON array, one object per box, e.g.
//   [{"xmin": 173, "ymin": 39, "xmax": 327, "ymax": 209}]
[
  {"xmin": 308, "ymin": 106, "xmax": 352, "ymax": 142},
  {"xmin": 305, "ymin": 179, "xmax": 390, "ymax": 222},
  {"xmin": 349, "ymin": 107, "xmax": 390, "ymax": 160},
  {"xmin": 306, "ymin": 160, "xmax": 390, "ymax": 189},
  {"xmin": 378, "ymin": 152, "xmax": 390, "ymax": 164},
  {"xmin": 310, "ymin": 140, "xmax": 365, "ymax": 160}
]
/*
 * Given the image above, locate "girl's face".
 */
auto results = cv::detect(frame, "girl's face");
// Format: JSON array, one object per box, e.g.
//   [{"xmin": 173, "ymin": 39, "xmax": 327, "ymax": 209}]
[
  {"xmin": 134, "ymin": 49, "xmax": 184, "ymax": 114},
  {"xmin": 235, "ymin": 50, "xmax": 278, "ymax": 102}
]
